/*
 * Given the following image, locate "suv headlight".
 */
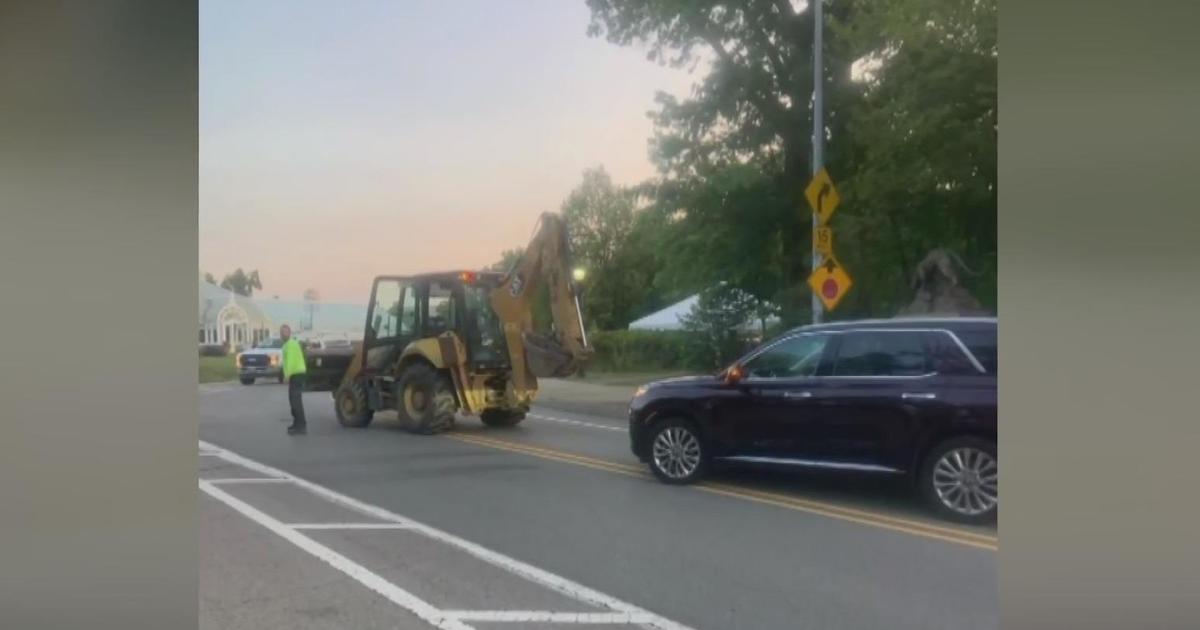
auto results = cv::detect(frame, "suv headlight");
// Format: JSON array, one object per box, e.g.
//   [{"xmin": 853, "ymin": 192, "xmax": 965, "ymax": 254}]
[
  {"xmin": 633, "ymin": 384, "xmax": 650, "ymax": 398},
  {"xmin": 270, "ymin": 354, "xmax": 280, "ymax": 366},
  {"xmin": 235, "ymin": 353, "xmax": 243, "ymax": 367}
]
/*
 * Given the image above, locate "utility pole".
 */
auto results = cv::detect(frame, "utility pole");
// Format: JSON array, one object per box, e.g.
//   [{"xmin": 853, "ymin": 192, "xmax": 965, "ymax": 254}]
[{"xmin": 810, "ymin": 0, "xmax": 825, "ymax": 325}]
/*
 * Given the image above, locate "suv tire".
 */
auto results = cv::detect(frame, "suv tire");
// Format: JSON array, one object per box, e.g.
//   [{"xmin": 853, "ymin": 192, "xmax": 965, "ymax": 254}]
[
  {"xmin": 239, "ymin": 376, "xmax": 254, "ymax": 385},
  {"xmin": 394, "ymin": 363, "xmax": 457, "ymax": 435},
  {"xmin": 920, "ymin": 436, "xmax": 998, "ymax": 524},
  {"xmin": 334, "ymin": 381, "xmax": 374, "ymax": 428},
  {"xmin": 646, "ymin": 418, "xmax": 709, "ymax": 485}
]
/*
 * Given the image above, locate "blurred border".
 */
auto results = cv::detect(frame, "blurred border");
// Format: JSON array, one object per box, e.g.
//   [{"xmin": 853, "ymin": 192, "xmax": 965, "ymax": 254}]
[
  {"xmin": 1001, "ymin": 1, "xmax": 1200, "ymax": 628},
  {"xmin": 0, "ymin": 1, "xmax": 197, "ymax": 627}
]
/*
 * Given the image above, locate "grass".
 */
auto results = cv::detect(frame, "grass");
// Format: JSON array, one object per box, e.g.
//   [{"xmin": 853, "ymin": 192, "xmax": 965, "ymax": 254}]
[{"xmin": 199, "ymin": 355, "xmax": 238, "ymax": 383}]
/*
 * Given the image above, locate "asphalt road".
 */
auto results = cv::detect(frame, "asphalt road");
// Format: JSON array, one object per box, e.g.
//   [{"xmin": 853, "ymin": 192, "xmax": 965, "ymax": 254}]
[{"xmin": 199, "ymin": 380, "xmax": 997, "ymax": 630}]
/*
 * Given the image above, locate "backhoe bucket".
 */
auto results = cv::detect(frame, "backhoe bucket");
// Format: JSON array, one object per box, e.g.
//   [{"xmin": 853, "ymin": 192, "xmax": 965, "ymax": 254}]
[{"xmin": 523, "ymin": 332, "xmax": 579, "ymax": 378}]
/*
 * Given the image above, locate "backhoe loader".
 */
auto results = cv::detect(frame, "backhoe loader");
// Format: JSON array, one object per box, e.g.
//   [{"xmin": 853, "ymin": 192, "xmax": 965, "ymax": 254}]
[{"xmin": 303, "ymin": 212, "xmax": 591, "ymax": 434}]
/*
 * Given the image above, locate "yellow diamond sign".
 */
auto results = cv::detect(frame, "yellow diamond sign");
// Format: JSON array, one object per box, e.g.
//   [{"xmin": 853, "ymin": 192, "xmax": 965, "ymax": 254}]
[
  {"xmin": 808, "ymin": 255, "xmax": 853, "ymax": 311},
  {"xmin": 805, "ymin": 168, "xmax": 840, "ymax": 225}
]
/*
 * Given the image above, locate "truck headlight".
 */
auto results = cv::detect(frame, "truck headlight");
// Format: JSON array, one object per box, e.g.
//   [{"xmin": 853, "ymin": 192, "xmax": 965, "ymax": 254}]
[
  {"xmin": 634, "ymin": 385, "xmax": 649, "ymax": 398},
  {"xmin": 235, "ymin": 353, "xmax": 243, "ymax": 367},
  {"xmin": 270, "ymin": 355, "xmax": 279, "ymax": 366}
]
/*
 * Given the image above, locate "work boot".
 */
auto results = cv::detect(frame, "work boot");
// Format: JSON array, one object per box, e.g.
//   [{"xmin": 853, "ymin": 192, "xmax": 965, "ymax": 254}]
[{"xmin": 287, "ymin": 425, "xmax": 306, "ymax": 435}]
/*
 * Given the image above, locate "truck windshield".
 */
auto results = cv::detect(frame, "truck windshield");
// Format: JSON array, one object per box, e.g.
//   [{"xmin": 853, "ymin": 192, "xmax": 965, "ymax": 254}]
[{"xmin": 464, "ymin": 285, "xmax": 508, "ymax": 366}]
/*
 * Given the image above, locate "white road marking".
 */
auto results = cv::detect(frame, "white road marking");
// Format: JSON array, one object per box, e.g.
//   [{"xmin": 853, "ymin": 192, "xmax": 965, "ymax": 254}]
[
  {"xmin": 200, "ymin": 441, "xmax": 693, "ymax": 630},
  {"xmin": 205, "ymin": 477, "xmax": 292, "ymax": 484},
  {"xmin": 445, "ymin": 610, "xmax": 656, "ymax": 623},
  {"xmin": 528, "ymin": 413, "xmax": 624, "ymax": 433},
  {"xmin": 199, "ymin": 480, "xmax": 472, "ymax": 630},
  {"xmin": 288, "ymin": 523, "xmax": 415, "ymax": 530}
]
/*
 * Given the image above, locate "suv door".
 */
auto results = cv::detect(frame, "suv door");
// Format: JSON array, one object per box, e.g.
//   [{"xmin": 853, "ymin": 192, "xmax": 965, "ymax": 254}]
[
  {"xmin": 819, "ymin": 330, "xmax": 937, "ymax": 471},
  {"xmin": 724, "ymin": 333, "xmax": 834, "ymax": 459}
]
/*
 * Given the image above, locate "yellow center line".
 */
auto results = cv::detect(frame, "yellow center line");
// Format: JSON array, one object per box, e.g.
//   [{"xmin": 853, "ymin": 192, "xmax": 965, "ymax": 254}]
[{"xmin": 443, "ymin": 433, "xmax": 998, "ymax": 552}]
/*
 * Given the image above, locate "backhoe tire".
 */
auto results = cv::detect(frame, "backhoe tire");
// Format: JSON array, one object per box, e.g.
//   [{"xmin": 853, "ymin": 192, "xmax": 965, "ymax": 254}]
[
  {"xmin": 480, "ymin": 409, "xmax": 526, "ymax": 428},
  {"xmin": 334, "ymin": 382, "xmax": 374, "ymax": 428},
  {"xmin": 394, "ymin": 364, "xmax": 457, "ymax": 435}
]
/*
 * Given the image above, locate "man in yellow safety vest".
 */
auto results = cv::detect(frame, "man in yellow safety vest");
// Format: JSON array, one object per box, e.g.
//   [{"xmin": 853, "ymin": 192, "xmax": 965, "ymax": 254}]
[{"xmin": 280, "ymin": 324, "xmax": 307, "ymax": 435}]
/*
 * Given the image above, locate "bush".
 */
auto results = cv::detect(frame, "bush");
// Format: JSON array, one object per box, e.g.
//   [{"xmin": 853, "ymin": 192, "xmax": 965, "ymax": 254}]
[
  {"xmin": 199, "ymin": 343, "xmax": 228, "ymax": 357},
  {"xmin": 588, "ymin": 330, "xmax": 706, "ymax": 372}
]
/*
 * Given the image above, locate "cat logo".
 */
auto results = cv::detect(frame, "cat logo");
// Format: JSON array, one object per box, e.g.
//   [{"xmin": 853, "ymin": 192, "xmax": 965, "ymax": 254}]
[{"xmin": 510, "ymin": 274, "xmax": 524, "ymax": 297}]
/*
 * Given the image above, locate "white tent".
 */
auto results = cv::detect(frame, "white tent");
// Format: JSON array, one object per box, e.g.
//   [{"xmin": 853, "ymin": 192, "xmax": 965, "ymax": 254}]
[
  {"xmin": 627, "ymin": 289, "xmax": 781, "ymax": 333},
  {"xmin": 627, "ymin": 295, "xmax": 701, "ymax": 331}
]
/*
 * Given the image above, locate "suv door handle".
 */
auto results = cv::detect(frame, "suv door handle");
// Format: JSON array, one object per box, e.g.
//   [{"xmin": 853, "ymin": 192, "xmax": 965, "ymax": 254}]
[
  {"xmin": 901, "ymin": 392, "xmax": 937, "ymax": 400},
  {"xmin": 783, "ymin": 391, "xmax": 813, "ymax": 399}
]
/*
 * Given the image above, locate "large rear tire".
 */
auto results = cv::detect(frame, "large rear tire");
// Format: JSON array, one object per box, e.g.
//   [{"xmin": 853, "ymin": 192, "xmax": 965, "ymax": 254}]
[
  {"xmin": 480, "ymin": 409, "xmax": 526, "ymax": 428},
  {"xmin": 394, "ymin": 363, "xmax": 457, "ymax": 435},
  {"xmin": 334, "ymin": 382, "xmax": 374, "ymax": 428}
]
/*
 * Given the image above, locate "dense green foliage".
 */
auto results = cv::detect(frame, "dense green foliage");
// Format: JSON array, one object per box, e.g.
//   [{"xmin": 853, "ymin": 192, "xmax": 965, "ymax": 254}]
[
  {"xmin": 496, "ymin": 0, "xmax": 996, "ymax": 372},
  {"xmin": 587, "ymin": 330, "xmax": 706, "ymax": 372}
]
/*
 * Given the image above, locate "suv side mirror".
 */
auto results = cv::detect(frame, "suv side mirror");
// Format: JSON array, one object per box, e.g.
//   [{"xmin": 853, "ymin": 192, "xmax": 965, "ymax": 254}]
[{"xmin": 724, "ymin": 364, "xmax": 746, "ymax": 385}]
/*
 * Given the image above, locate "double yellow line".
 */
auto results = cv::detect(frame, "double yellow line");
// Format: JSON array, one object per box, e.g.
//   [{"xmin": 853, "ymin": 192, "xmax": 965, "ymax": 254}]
[{"xmin": 445, "ymin": 433, "xmax": 998, "ymax": 551}]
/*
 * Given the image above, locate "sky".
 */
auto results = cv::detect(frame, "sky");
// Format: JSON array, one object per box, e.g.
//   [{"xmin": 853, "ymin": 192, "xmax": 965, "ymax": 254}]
[{"xmin": 200, "ymin": 0, "xmax": 697, "ymax": 303}]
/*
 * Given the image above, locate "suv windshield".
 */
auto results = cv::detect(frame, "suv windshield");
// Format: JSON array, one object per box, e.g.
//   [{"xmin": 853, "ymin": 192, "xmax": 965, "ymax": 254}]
[{"xmin": 256, "ymin": 338, "xmax": 283, "ymax": 349}]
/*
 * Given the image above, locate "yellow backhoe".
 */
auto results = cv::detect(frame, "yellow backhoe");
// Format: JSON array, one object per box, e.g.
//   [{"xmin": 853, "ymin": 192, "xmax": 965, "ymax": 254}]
[{"xmin": 304, "ymin": 212, "xmax": 591, "ymax": 434}]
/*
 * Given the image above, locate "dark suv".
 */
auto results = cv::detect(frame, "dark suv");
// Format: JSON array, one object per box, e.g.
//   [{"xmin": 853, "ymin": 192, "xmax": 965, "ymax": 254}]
[{"xmin": 628, "ymin": 317, "xmax": 997, "ymax": 523}]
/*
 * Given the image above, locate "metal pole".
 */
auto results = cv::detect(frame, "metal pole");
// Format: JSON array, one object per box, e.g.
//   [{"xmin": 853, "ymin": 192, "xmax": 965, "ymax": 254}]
[{"xmin": 811, "ymin": 0, "xmax": 825, "ymax": 324}]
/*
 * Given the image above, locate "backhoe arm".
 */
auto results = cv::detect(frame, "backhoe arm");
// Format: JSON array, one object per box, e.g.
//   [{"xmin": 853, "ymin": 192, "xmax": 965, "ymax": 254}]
[{"xmin": 489, "ymin": 212, "xmax": 591, "ymax": 396}]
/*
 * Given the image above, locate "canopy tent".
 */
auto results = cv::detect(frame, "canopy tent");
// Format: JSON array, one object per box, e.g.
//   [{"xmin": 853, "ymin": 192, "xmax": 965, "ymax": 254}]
[{"xmin": 627, "ymin": 290, "xmax": 780, "ymax": 333}]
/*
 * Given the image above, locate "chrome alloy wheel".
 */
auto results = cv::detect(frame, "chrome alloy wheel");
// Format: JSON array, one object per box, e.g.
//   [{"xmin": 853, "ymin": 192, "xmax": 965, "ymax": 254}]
[
  {"xmin": 651, "ymin": 426, "xmax": 702, "ymax": 480},
  {"xmin": 932, "ymin": 447, "xmax": 998, "ymax": 516}
]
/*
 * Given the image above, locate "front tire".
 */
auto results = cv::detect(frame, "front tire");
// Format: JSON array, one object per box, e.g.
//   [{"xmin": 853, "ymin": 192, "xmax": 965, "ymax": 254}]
[
  {"xmin": 646, "ymin": 418, "xmax": 709, "ymax": 485},
  {"xmin": 394, "ymin": 363, "xmax": 457, "ymax": 435},
  {"xmin": 334, "ymin": 382, "xmax": 374, "ymax": 428},
  {"xmin": 480, "ymin": 409, "xmax": 526, "ymax": 428},
  {"xmin": 920, "ymin": 436, "xmax": 998, "ymax": 524},
  {"xmin": 239, "ymin": 376, "xmax": 255, "ymax": 385}
]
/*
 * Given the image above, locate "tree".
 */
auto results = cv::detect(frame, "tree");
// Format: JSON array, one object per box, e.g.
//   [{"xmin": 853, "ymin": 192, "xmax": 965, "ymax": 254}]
[
  {"xmin": 830, "ymin": 0, "xmax": 997, "ymax": 314},
  {"xmin": 588, "ymin": 0, "xmax": 998, "ymax": 321},
  {"xmin": 219, "ymin": 268, "xmax": 262, "ymax": 297},
  {"xmin": 560, "ymin": 167, "xmax": 656, "ymax": 330},
  {"xmin": 680, "ymin": 283, "xmax": 759, "ymax": 369},
  {"xmin": 489, "ymin": 248, "xmax": 525, "ymax": 273},
  {"xmin": 586, "ymin": 1, "xmax": 843, "ymax": 323},
  {"xmin": 203, "ymin": 272, "xmax": 217, "ymax": 285}
]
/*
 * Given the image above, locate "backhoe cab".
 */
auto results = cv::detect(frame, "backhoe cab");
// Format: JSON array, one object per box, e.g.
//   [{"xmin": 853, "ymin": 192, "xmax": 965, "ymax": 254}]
[{"xmin": 305, "ymin": 212, "xmax": 591, "ymax": 434}]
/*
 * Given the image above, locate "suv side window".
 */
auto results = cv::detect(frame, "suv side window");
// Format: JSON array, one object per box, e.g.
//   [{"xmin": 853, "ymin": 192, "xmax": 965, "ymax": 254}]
[
  {"xmin": 833, "ymin": 331, "xmax": 929, "ymax": 377},
  {"xmin": 742, "ymin": 334, "xmax": 830, "ymax": 379},
  {"xmin": 955, "ymin": 329, "xmax": 997, "ymax": 374}
]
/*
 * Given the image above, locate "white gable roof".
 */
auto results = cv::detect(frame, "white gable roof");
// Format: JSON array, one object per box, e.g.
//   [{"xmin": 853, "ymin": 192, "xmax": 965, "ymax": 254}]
[{"xmin": 628, "ymin": 294, "xmax": 701, "ymax": 331}]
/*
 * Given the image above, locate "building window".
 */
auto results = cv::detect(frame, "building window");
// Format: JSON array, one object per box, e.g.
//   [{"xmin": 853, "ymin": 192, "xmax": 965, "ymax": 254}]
[{"xmin": 199, "ymin": 329, "xmax": 205, "ymax": 343}]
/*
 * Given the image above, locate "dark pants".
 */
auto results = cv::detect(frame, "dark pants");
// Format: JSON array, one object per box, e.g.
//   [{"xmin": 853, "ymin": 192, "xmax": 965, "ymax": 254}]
[{"xmin": 288, "ymin": 374, "xmax": 306, "ymax": 428}]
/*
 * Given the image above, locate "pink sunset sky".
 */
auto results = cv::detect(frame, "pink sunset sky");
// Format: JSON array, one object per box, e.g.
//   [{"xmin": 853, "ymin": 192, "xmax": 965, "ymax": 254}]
[{"xmin": 200, "ymin": 0, "xmax": 696, "ymax": 303}]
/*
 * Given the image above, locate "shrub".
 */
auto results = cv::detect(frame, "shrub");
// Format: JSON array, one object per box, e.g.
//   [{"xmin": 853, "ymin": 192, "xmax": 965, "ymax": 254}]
[
  {"xmin": 199, "ymin": 343, "xmax": 228, "ymax": 357},
  {"xmin": 587, "ymin": 330, "xmax": 707, "ymax": 372}
]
